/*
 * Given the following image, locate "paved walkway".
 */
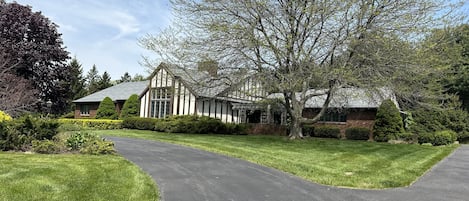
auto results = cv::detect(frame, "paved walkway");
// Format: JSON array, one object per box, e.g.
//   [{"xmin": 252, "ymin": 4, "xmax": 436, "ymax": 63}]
[{"xmin": 108, "ymin": 137, "xmax": 469, "ymax": 201}]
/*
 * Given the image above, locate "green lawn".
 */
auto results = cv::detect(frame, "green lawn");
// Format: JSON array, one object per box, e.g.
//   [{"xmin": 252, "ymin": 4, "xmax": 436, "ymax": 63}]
[
  {"xmin": 95, "ymin": 129, "xmax": 457, "ymax": 189},
  {"xmin": 0, "ymin": 153, "xmax": 159, "ymax": 201}
]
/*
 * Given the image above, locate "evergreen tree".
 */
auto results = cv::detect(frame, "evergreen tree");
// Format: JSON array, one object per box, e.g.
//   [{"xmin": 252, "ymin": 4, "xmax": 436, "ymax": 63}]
[
  {"xmin": 95, "ymin": 97, "xmax": 117, "ymax": 119},
  {"xmin": 69, "ymin": 57, "xmax": 87, "ymax": 100},
  {"xmin": 86, "ymin": 65, "xmax": 101, "ymax": 94},
  {"xmin": 373, "ymin": 99, "xmax": 404, "ymax": 142},
  {"xmin": 120, "ymin": 94, "xmax": 139, "ymax": 119},
  {"xmin": 97, "ymin": 71, "xmax": 112, "ymax": 90},
  {"xmin": 118, "ymin": 72, "xmax": 132, "ymax": 84}
]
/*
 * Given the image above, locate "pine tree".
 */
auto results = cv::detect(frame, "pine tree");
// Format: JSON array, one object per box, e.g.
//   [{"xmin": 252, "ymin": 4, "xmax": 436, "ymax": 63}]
[
  {"xmin": 97, "ymin": 71, "xmax": 112, "ymax": 91},
  {"xmin": 95, "ymin": 97, "xmax": 117, "ymax": 119},
  {"xmin": 86, "ymin": 65, "xmax": 101, "ymax": 94},
  {"xmin": 120, "ymin": 94, "xmax": 139, "ymax": 119},
  {"xmin": 118, "ymin": 72, "xmax": 132, "ymax": 84},
  {"xmin": 69, "ymin": 57, "xmax": 87, "ymax": 100}
]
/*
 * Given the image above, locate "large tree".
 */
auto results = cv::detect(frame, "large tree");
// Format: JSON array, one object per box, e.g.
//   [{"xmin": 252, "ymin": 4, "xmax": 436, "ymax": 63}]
[
  {"xmin": 142, "ymin": 0, "xmax": 462, "ymax": 139},
  {"xmin": 421, "ymin": 24, "xmax": 469, "ymax": 110},
  {"xmin": 0, "ymin": 1, "xmax": 70, "ymax": 114}
]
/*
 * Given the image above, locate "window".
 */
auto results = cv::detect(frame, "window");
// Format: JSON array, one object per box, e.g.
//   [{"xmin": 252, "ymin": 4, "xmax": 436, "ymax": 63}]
[
  {"xmin": 80, "ymin": 105, "xmax": 89, "ymax": 116},
  {"xmin": 319, "ymin": 110, "xmax": 346, "ymax": 122},
  {"xmin": 150, "ymin": 87, "xmax": 171, "ymax": 118}
]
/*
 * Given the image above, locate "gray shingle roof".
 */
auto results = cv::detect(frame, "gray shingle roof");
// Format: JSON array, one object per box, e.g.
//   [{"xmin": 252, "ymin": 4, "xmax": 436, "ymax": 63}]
[
  {"xmin": 268, "ymin": 88, "xmax": 396, "ymax": 108},
  {"xmin": 73, "ymin": 81, "xmax": 148, "ymax": 103}
]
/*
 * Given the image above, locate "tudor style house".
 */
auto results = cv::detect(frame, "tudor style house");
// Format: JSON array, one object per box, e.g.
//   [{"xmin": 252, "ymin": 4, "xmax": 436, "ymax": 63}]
[
  {"xmin": 74, "ymin": 62, "xmax": 396, "ymax": 133},
  {"xmin": 139, "ymin": 63, "xmax": 267, "ymax": 124}
]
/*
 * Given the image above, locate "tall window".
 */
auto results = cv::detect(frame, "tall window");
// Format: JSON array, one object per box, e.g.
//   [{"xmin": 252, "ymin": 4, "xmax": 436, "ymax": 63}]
[
  {"xmin": 150, "ymin": 87, "xmax": 171, "ymax": 118},
  {"xmin": 80, "ymin": 105, "xmax": 89, "ymax": 116}
]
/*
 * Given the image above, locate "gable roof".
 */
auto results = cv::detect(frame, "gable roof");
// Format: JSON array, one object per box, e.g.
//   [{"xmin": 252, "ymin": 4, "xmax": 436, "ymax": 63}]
[
  {"xmin": 160, "ymin": 63, "xmax": 233, "ymax": 98},
  {"xmin": 73, "ymin": 81, "xmax": 148, "ymax": 103},
  {"xmin": 268, "ymin": 88, "xmax": 396, "ymax": 109}
]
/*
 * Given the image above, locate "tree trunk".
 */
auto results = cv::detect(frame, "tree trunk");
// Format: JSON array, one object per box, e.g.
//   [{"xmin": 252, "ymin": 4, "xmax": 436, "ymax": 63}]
[{"xmin": 289, "ymin": 116, "xmax": 304, "ymax": 139}]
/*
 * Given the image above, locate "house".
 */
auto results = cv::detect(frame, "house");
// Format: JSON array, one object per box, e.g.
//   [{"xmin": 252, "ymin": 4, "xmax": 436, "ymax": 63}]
[
  {"xmin": 138, "ymin": 63, "xmax": 267, "ymax": 123},
  {"xmin": 269, "ymin": 88, "xmax": 397, "ymax": 133},
  {"xmin": 73, "ymin": 81, "xmax": 147, "ymax": 118},
  {"xmin": 73, "ymin": 62, "xmax": 396, "ymax": 135}
]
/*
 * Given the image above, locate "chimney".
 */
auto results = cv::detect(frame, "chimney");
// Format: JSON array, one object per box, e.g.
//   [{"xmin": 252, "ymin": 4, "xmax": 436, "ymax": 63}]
[{"xmin": 197, "ymin": 60, "xmax": 218, "ymax": 77}]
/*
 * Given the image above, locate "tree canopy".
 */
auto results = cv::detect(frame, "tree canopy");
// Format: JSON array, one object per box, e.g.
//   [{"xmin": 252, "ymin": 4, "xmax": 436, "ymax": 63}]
[
  {"xmin": 141, "ymin": 0, "xmax": 462, "ymax": 138},
  {"xmin": 0, "ymin": 2, "xmax": 70, "ymax": 114}
]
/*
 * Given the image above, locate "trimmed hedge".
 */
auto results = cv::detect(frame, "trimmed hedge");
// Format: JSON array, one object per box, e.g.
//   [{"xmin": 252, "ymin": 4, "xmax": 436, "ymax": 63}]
[
  {"xmin": 345, "ymin": 127, "xmax": 370, "ymax": 140},
  {"xmin": 58, "ymin": 119, "xmax": 123, "ymax": 130},
  {"xmin": 313, "ymin": 126, "xmax": 341, "ymax": 139},
  {"xmin": 122, "ymin": 115, "xmax": 246, "ymax": 134},
  {"xmin": 418, "ymin": 130, "xmax": 457, "ymax": 146},
  {"xmin": 122, "ymin": 117, "xmax": 158, "ymax": 130}
]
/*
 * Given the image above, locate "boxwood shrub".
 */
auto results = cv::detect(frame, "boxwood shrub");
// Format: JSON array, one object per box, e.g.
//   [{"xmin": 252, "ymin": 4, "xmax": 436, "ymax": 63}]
[
  {"xmin": 313, "ymin": 126, "xmax": 341, "ymax": 139},
  {"xmin": 345, "ymin": 127, "xmax": 370, "ymax": 140},
  {"xmin": 302, "ymin": 125, "xmax": 315, "ymax": 137}
]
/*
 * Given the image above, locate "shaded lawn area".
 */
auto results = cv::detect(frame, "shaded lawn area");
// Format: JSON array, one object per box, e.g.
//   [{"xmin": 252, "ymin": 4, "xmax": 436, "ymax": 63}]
[
  {"xmin": 95, "ymin": 129, "xmax": 457, "ymax": 189},
  {"xmin": 0, "ymin": 153, "xmax": 158, "ymax": 201}
]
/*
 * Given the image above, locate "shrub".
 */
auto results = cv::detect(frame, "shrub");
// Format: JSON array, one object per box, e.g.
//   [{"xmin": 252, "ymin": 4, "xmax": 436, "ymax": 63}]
[
  {"xmin": 345, "ymin": 127, "xmax": 370, "ymax": 140},
  {"xmin": 122, "ymin": 117, "xmax": 158, "ymax": 130},
  {"xmin": 433, "ymin": 130, "xmax": 457, "ymax": 146},
  {"xmin": 120, "ymin": 94, "xmax": 139, "ymax": 119},
  {"xmin": 123, "ymin": 115, "xmax": 246, "ymax": 134},
  {"xmin": 60, "ymin": 112, "xmax": 75, "ymax": 119},
  {"xmin": 96, "ymin": 97, "xmax": 118, "ymax": 119},
  {"xmin": 32, "ymin": 140, "xmax": 59, "ymax": 154},
  {"xmin": 373, "ymin": 99, "xmax": 404, "ymax": 142},
  {"xmin": 0, "ymin": 116, "xmax": 60, "ymax": 151},
  {"xmin": 67, "ymin": 132, "xmax": 93, "ymax": 151},
  {"xmin": 410, "ymin": 107, "xmax": 469, "ymax": 142},
  {"xmin": 58, "ymin": 119, "xmax": 122, "ymax": 130},
  {"xmin": 66, "ymin": 132, "xmax": 115, "ymax": 154},
  {"xmin": 313, "ymin": 126, "xmax": 340, "ymax": 139},
  {"xmin": 0, "ymin": 110, "xmax": 12, "ymax": 122},
  {"xmin": 79, "ymin": 139, "xmax": 115, "ymax": 155},
  {"xmin": 303, "ymin": 125, "xmax": 315, "ymax": 137},
  {"xmin": 418, "ymin": 130, "xmax": 457, "ymax": 146}
]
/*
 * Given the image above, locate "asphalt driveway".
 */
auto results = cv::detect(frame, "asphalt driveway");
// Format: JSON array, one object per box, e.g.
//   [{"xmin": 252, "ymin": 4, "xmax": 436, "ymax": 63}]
[{"xmin": 108, "ymin": 137, "xmax": 469, "ymax": 201}]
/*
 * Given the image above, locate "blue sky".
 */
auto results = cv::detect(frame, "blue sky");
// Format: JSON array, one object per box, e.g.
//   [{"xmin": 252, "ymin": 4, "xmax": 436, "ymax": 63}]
[
  {"xmin": 8, "ymin": 1, "xmax": 469, "ymax": 80},
  {"xmin": 12, "ymin": 0, "xmax": 172, "ymax": 80}
]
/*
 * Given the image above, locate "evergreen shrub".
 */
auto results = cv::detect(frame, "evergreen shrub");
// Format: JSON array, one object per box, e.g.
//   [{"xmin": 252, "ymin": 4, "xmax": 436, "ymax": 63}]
[
  {"xmin": 96, "ymin": 97, "xmax": 118, "ymax": 119},
  {"xmin": 373, "ymin": 99, "xmax": 404, "ymax": 142},
  {"xmin": 120, "ymin": 94, "xmax": 140, "ymax": 119}
]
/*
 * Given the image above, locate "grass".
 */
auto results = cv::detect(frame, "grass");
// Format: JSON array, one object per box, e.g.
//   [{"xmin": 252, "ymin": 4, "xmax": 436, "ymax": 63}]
[
  {"xmin": 0, "ymin": 153, "xmax": 159, "ymax": 201},
  {"xmin": 95, "ymin": 129, "xmax": 457, "ymax": 189}
]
